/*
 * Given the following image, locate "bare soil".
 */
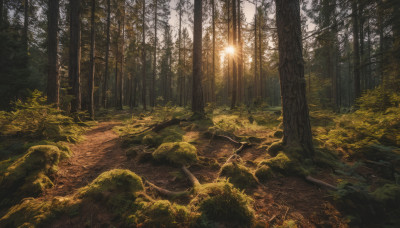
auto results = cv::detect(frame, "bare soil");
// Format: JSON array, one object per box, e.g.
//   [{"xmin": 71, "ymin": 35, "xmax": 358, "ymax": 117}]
[{"xmin": 42, "ymin": 121, "xmax": 348, "ymax": 227}]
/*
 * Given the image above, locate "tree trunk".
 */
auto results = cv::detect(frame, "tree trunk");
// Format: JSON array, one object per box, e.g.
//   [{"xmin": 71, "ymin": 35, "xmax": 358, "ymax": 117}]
[
  {"xmin": 237, "ymin": 0, "xmax": 243, "ymax": 104},
  {"xmin": 102, "ymin": 0, "xmax": 110, "ymax": 109},
  {"xmin": 231, "ymin": 0, "xmax": 237, "ymax": 109},
  {"xmin": 151, "ymin": 0, "xmax": 157, "ymax": 107},
  {"xmin": 142, "ymin": 0, "xmax": 147, "ymax": 110},
  {"xmin": 254, "ymin": 12, "xmax": 258, "ymax": 101},
  {"xmin": 119, "ymin": 7, "xmax": 125, "ymax": 110},
  {"xmin": 352, "ymin": 0, "xmax": 361, "ymax": 100},
  {"xmin": 115, "ymin": 19, "xmax": 120, "ymax": 109},
  {"xmin": 88, "ymin": 0, "xmax": 95, "ymax": 118},
  {"xmin": 69, "ymin": 0, "xmax": 81, "ymax": 113},
  {"xmin": 275, "ymin": 0, "xmax": 314, "ymax": 156},
  {"xmin": 47, "ymin": 0, "xmax": 59, "ymax": 107},
  {"xmin": 192, "ymin": 0, "xmax": 204, "ymax": 114},
  {"xmin": 258, "ymin": 10, "xmax": 263, "ymax": 99},
  {"xmin": 211, "ymin": 0, "xmax": 216, "ymax": 103},
  {"xmin": 0, "ymin": 0, "xmax": 3, "ymax": 28},
  {"xmin": 23, "ymin": 0, "xmax": 29, "ymax": 53}
]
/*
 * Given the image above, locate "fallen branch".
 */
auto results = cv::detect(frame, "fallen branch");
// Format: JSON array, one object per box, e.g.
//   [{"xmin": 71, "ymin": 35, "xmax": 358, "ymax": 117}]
[
  {"xmin": 182, "ymin": 166, "xmax": 201, "ymax": 187},
  {"xmin": 135, "ymin": 118, "xmax": 186, "ymax": 135},
  {"xmin": 305, "ymin": 176, "xmax": 338, "ymax": 190}
]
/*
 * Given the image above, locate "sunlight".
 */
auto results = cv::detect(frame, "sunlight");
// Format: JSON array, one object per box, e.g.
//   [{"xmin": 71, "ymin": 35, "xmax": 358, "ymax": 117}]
[{"xmin": 225, "ymin": 46, "xmax": 235, "ymax": 55}]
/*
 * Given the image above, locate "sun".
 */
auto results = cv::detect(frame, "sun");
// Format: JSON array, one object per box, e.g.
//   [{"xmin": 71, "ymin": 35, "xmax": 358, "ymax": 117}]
[{"xmin": 225, "ymin": 46, "xmax": 235, "ymax": 55}]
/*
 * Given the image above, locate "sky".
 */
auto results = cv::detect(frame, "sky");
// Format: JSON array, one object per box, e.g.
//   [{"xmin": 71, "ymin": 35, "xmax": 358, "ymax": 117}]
[{"xmin": 168, "ymin": 0, "xmax": 257, "ymax": 40}]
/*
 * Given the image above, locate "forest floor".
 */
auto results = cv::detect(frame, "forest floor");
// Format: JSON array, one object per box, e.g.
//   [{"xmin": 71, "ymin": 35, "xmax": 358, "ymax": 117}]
[{"xmin": 39, "ymin": 116, "xmax": 347, "ymax": 227}]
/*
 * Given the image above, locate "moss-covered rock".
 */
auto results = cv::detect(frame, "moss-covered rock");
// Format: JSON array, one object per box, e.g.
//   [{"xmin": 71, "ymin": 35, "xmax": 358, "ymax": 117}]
[
  {"xmin": 0, "ymin": 196, "xmax": 79, "ymax": 228},
  {"xmin": 220, "ymin": 163, "xmax": 258, "ymax": 189},
  {"xmin": 78, "ymin": 169, "xmax": 144, "ymax": 199},
  {"xmin": 131, "ymin": 200, "xmax": 192, "ymax": 227},
  {"xmin": 255, "ymin": 165, "xmax": 275, "ymax": 181},
  {"xmin": 0, "ymin": 145, "xmax": 63, "ymax": 206},
  {"xmin": 190, "ymin": 181, "xmax": 254, "ymax": 227},
  {"xmin": 153, "ymin": 142, "xmax": 198, "ymax": 166}
]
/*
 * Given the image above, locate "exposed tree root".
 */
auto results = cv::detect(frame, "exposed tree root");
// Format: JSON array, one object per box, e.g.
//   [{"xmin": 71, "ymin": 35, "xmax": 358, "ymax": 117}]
[
  {"xmin": 144, "ymin": 179, "xmax": 190, "ymax": 197},
  {"xmin": 305, "ymin": 176, "xmax": 338, "ymax": 190},
  {"xmin": 182, "ymin": 166, "xmax": 201, "ymax": 187}
]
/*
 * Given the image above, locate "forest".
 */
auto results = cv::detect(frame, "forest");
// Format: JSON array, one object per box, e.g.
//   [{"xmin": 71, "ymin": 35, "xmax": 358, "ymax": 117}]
[{"xmin": 0, "ymin": 0, "xmax": 399, "ymax": 227}]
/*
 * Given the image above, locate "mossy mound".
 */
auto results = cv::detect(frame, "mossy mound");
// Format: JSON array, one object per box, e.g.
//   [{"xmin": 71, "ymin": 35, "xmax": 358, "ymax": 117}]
[
  {"xmin": 78, "ymin": 169, "xmax": 144, "ymax": 199},
  {"xmin": 220, "ymin": 163, "xmax": 258, "ymax": 190},
  {"xmin": 259, "ymin": 152, "xmax": 310, "ymax": 176},
  {"xmin": 255, "ymin": 165, "xmax": 275, "ymax": 181},
  {"xmin": 1, "ymin": 169, "xmax": 145, "ymax": 227},
  {"xmin": 152, "ymin": 142, "xmax": 198, "ymax": 166},
  {"xmin": 190, "ymin": 181, "xmax": 254, "ymax": 227},
  {"xmin": 123, "ymin": 126, "xmax": 184, "ymax": 148},
  {"xmin": 129, "ymin": 200, "xmax": 193, "ymax": 227},
  {"xmin": 273, "ymin": 130, "xmax": 284, "ymax": 138},
  {"xmin": 0, "ymin": 196, "xmax": 79, "ymax": 228},
  {"xmin": 0, "ymin": 145, "xmax": 63, "ymax": 206}
]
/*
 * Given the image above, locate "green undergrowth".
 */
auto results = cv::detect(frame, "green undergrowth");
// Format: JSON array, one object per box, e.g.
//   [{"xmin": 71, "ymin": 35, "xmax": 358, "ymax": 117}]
[
  {"xmin": 152, "ymin": 142, "xmax": 198, "ymax": 166},
  {"xmin": 0, "ymin": 170, "xmax": 255, "ymax": 228},
  {"xmin": 219, "ymin": 163, "xmax": 258, "ymax": 190},
  {"xmin": 0, "ymin": 90, "xmax": 86, "ymax": 143},
  {"xmin": 0, "ymin": 145, "xmax": 69, "ymax": 207}
]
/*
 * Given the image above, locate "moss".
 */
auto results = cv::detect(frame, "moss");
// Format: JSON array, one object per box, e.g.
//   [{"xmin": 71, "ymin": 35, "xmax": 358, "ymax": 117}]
[
  {"xmin": 190, "ymin": 181, "xmax": 254, "ymax": 227},
  {"xmin": 0, "ymin": 196, "xmax": 79, "ymax": 228},
  {"xmin": 371, "ymin": 184, "xmax": 400, "ymax": 207},
  {"xmin": 277, "ymin": 220, "xmax": 298, "ymax": 228},
  {"xmin": 123, "ymin": 126, "xmax": 184, "ymax": 148},
  {"xmin": 267, "ymin": 141, "xmax": 284, "ymax": 156},
  {"xmin": 152, "ymin": 142, "xmax": 198, "ymax": 166},
  {"xmin": 134, "ymin": 200, "xmax": 192, "ymax": 227},
  {"xmin": 255, "ymin": 165, "xmax": 275, "ymax": 181},
  {"xmin": 259, "ymin": 152, "xmax": 310, "ymax": 176},
  {"xmin": 77, "ymin": 169, "xmax": 144, "ymax": 199},
  {"xmin": 220, "ymin": 163, "xmax": 258, "ymax": 190},
  {"xmin": 0, "ymin": 145, "xmax": 62, "ymax": 206}
]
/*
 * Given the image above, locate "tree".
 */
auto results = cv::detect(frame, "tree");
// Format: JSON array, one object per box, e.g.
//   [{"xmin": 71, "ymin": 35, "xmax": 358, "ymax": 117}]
[
  {"xmin": 69, "ymin": 0, "xmax": 81, "ymax": 113},
  {"xmin": 47, "ymin": 0, "xmax": 59, "ymax": 107},
  {"xmin": 352, "ymin": 0, "xmax": 361, "ymax": 100},
  {"xmin": 102, "ymin": 0, "xmax": 111, "ymax": 108},
  {"xmin": 192, "ymin": 0, "xmax": 204, "ymax": 115},
  {"xmin": 231, "ymin": 0, "xmax": 237, "ymax": 109},
  {"xmin": 142, "ymin": 0, "xmax": 147, "ymax": 110},
  {"xmin": 88, "ymin": 0, "xmax": 95, "ymax": 118},
  {"xmin": 275, "ymin": 0, "xmax": 314, "ymax": 156}
]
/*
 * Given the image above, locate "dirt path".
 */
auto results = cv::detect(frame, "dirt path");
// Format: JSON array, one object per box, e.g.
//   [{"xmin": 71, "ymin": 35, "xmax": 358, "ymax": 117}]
[{"xmin": 42, "ymin": 121, "xmax": 126, "ymax": 198}]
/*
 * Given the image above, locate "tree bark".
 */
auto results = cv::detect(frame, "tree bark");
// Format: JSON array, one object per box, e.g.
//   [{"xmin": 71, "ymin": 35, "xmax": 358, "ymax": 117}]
[
  {"xmin": 192, "ymin": 0, "xmax": 204, "ymax": 115},
  {"xmin": 352, "ymin": 0, "xmax": 361, "ymax": 100},
  {"xmin": 151, "ymin": 0, "xmax": 157, "ymax": 107},
  {"xmin": 275, "ymin": 0, "xmax": 314, "ymax": 156},
  {"xmin": 69, "ymin": 0, "xmax": 81, "ymax": 113},
  {"xmin": 142, "ymin": 0, "xmax": 147, "ymax": 110},
  {"xmin": 23, "ymin": 0, "xmax": 29, "ymax": 53},
  {"xmin": 237, "ymin": 0, "xmax": 243, "ymax": 104},
  {"xmin": 115, "ymin": 19, "xmax": 120, "ymax": 109},
  {"xmin": 231, "ymin": 0, "xmax": 237, "ymax": 109},
  {"xmin": 88, "ymin": 0, "xmax": 95, "ymax": 118},
  {"xmin": 211, "ymin": 0, "xmax": 216, "ymax": 103},
  {"xmin": 47, "ymin": 0, "xmax": 59, "ymax": 107},
  {"xmin": 102, "ymin": 0, "xmax": 110, "ymax": 109}
]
